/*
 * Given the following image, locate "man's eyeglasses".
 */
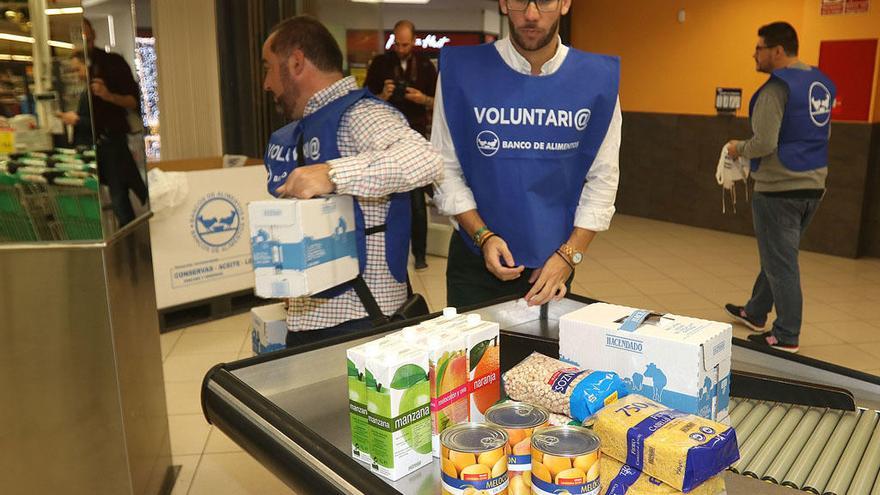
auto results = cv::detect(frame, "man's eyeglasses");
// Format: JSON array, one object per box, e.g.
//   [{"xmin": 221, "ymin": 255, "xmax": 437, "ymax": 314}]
[
  {"xmin": 754, "ymin": 44, "xmax": 779, "ymax": 53},
  {"xmin": 506, "ymin": 0, "xmax": 561, "ymax": 13}
]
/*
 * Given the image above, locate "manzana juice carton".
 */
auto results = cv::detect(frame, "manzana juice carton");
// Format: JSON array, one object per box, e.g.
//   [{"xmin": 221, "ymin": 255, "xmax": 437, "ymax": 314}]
[
  {"xmin": 347, "ymin": 339, "xmax": 395, "ymax": 463},
  {"xmin": 365, "ymin": 345, "xmax": 433, "ymax": 480}
]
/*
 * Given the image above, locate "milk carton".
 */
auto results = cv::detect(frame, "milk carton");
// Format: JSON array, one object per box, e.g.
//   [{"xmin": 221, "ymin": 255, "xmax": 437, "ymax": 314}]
[
  {"xmin": 248, "ymin": 196, "xmax": 359, "ymax": 298},
  {"xmin": 365, "ymin": 345, "xmax": 433, "ymax": 480},
  {"xmin": 250, "ymin": 303, "xmax": 288, "ymax": 354},
  {"xmin": 424, "ymin": 329, "xmax": 470, "ymax": 457},
  {"xmin": 559, "ymin": 303, "xmax": 732, "ymax": 420},
  {"xmin": 460, "ymin": 320, "xmax": 501, "ymax": 422},
  {"xmin": 347, "ymin": 338, "xmax": 399, "ymax": 463}
]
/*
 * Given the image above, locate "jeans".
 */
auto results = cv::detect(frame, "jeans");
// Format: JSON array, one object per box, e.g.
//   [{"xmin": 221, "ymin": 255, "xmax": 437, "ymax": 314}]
[
  {"xmin": 745, "ymin": 193, "xmax": 821, "ymax": 345},
  {"xmin": 97, "ymin": 134, "xmax": 148, "ymax": 226},
  {"xmin": 285, "ymin": 317, "xmax": 373, "ymax": 348}
]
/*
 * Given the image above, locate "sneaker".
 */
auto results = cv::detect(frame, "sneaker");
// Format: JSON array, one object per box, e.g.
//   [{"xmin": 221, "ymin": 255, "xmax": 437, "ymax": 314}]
[
  {"xmin": 414, "ymin": 258, "xmax": 428, "ymax": 271},
  {"xmin": 724, "ymin": 304, "xmax": 767, "ymax": 332},
  {"xmin": 747, "ymin": 331, "xmax": 799, "ymax": 353}
]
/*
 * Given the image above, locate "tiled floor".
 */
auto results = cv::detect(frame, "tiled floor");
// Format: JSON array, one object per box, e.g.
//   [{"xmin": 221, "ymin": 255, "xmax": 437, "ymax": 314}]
[{"xmin": 161, "ymin": 214, "xmax": 880, "ymax": 493}]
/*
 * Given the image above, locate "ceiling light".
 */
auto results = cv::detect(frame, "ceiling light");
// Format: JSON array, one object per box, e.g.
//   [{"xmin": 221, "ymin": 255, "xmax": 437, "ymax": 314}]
[
  {"xmin": 46, "ymin": 7, "xmax": 84, "ymax": 15},
  {"xmin": 0, "ymin": 33, "xmax": 76, "ymax": 50},
  {"xmin": 0, "ymin": 54, "xmax": 34, "ymax": 62}
]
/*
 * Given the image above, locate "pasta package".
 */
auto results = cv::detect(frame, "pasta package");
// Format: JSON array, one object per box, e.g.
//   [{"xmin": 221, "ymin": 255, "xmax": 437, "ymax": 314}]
[
  {"xmin": 502, "ymin": 352, "xmax": 628, "ymax": 422},
  {"xmin": 601, "ymin": 456, "xmax": 725, "ymax": 495},
  {"xmin": 593, "ymin": 395, "xmax": 738, "ymax": 492}
]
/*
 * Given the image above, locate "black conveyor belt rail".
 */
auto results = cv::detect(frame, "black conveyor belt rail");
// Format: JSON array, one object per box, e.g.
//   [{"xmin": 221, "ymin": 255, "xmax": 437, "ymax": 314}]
[{"xmin": 728, "ymin": 398, "xmax": 880, "ymax": 494}]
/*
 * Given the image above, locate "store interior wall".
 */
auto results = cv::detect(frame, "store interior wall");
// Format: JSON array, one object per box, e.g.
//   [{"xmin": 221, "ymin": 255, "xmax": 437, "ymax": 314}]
[
  {"xmin": 571, "ymin": 0, "xmax": 880, "ymax": 258},
  {"xmin": 151, "ymin": 0, "xmax": 223, "ymax": 160}
]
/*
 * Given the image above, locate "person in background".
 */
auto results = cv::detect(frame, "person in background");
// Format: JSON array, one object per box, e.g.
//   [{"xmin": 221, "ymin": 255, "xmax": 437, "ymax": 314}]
[
  {"xmin": 724, "ymin": 22, "xmax": 835, "ymax": 354},
  {"xmin": 83, "ymin": 18, "xmax": 147, "ymax": 227},
  {"xmin": 261, "ymin": 16, "xmax": 442, "ymax": 346},
  {"xmin": 365, "ymin": 20, "xmax": 438, "ymax": 272},
  {"xmin": 57, "ymin": 51, "xmax": 93, "ymax": 147},
  {"xmin": 432, "ymin": 0, "xmax": 622, "ymax": 308}
]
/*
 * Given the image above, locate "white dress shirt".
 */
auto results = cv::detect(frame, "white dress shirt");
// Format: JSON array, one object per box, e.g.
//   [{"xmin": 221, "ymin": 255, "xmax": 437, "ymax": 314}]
[{"xmin": 431, "ymin": 36, "xmax": 622, "ymax": 233}]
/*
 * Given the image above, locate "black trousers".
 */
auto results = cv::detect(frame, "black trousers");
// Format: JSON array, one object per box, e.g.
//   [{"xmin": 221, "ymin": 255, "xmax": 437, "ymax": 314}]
[
  {"xmin": 410, "ymin": 185, "xmax": 431, "ymax": 260},
  {"xmin": 445, "ymin": 232, "xmax": 575, "ymax": 308},
  {"xmin": 97, "ymin": 134, "xmax": 147, "ymax": 226}
]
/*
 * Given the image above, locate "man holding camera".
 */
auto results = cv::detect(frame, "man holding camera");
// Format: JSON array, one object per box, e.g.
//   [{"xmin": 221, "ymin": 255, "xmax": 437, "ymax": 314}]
[{"xmin": 365, "ymin": 20, "xmax": 438, "ymax": 271}]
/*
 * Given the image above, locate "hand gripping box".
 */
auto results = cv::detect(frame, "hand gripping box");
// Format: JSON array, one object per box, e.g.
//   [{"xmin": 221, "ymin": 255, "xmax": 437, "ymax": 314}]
[
  {"xmin": 559, "ymin": 303, "xmax": 732, "ymax": 421},
  {"xmin": 248, "ymin": 196, "xmax": 359, "ymax": 298},
  {"xmin": 250, "ymin": 303, "xmax": 288, "ymax": 354}
]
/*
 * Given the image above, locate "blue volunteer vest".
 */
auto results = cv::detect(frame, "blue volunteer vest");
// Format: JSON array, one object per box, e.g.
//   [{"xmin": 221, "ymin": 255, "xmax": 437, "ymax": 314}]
[
  {"xmin": 748, "ymin": 67, "xmax": 836, "ymax": 172},
  {"xmin": 263, "ymin": 88, "xmax": 411, "ymax": 295},
  {"xmin": 440, "ymin": 44, "xmax": 619, "ymax": 268}
]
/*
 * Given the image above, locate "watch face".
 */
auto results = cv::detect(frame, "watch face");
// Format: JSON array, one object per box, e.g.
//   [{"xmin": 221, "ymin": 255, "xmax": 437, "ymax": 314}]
[{"xmin": 572, "ymin": 252, "xmax": 583, "ymax": 264}]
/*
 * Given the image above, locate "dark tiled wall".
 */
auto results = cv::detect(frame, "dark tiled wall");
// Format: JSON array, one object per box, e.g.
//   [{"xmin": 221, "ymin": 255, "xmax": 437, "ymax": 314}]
[
  {"xmin": 862, "ymin": 124, "xmax": 880, "ymax": 257},
  {"xmin": 616, "ymin": 112, "xmax": 875, "ymax": 258}
]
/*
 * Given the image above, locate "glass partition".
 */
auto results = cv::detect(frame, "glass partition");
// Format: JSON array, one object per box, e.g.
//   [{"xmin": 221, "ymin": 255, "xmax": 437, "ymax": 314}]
[{"xmin": 0, "ymin": 0, "xmax": 148, "ymax": 244}]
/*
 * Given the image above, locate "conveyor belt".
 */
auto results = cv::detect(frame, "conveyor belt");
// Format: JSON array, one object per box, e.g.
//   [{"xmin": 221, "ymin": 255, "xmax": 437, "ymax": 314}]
[{"xmin": 729, "ymin": 398, "xmax": 880, "ymax": 495}]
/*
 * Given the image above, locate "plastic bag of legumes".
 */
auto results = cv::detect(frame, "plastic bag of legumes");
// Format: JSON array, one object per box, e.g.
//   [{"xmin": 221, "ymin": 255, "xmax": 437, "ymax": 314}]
[{"xmin": 502, "ymin": 352, "xmax": 627, "ymax": 422}]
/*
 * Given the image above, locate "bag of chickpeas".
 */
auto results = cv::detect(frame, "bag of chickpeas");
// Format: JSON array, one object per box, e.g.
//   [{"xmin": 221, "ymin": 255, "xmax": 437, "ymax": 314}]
[
  {"xmin": 593, "ymin": 395, "xmax": 739, "ymax": 493},
  {"xmin": 601, "ymin": 456, "xmax": 725, "ymax": 495},
  {"xmin": 502, "ymin": 352, "xmax": 628, "ymax": 421}
]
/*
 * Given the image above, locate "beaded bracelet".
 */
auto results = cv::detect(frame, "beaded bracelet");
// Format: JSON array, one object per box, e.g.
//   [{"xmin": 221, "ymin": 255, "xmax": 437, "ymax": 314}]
[{"xmin": 472, "ymin": 226, "xmax": 490, "ymax": 245}]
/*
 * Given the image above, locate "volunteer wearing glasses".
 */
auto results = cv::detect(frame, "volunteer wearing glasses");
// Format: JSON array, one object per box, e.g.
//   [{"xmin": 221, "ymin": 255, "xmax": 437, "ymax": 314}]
[
  {"xmin": 433, "ymin": 0, "xmax": 621, "ymax": 307},
  {"xmin": 724, "ymin": 22, "xmax": 836, "ymax": 354}
]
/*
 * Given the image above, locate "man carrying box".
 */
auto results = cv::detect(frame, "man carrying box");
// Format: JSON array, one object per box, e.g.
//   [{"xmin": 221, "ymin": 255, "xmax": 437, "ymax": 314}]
[
  {"xmin": 261, "ymin": 16, "xmax": 442, "ymax": 346},
  {"xmin": 432, "ymin": 0, "xmax": 622, "ymax": 308}
]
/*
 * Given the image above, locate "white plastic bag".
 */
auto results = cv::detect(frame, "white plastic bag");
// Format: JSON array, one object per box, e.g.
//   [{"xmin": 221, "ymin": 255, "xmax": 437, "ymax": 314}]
[
  {"xmin": 148, "ymin": 168, "xmax": 189, "ymax": 220},
  {"xmin": 715, "ymin": 146, "xmax": 750, "ymax": 214}
]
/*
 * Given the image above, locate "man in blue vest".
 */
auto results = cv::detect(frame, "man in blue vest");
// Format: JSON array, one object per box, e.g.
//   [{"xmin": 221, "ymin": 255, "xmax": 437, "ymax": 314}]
[
  {"xmin": 433, "ymin": 0, "xmax": 621, "ymax": 308},
  {"xmin": 261, "ymin": 16, "xmax": 442, "ymax": 346},
  {"xmin": 724, "ymin": 22, "xmax": 835, "ymax": 353}
]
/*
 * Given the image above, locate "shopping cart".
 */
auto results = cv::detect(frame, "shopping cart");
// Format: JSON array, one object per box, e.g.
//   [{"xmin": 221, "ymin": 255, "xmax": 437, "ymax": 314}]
[
  {"xmin": 0, "ymin": 174, "xmax": 39, "ymax": 241},
  {"xmin": 48, "ymin": 177, "xmax": 102, "ymax": 240}
]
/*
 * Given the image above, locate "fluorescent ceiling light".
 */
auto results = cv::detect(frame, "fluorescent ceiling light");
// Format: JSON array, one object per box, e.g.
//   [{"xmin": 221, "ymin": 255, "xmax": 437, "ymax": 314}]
[
  {"xmin": 46, "ymin": 7, "xmax": 84, "ymax": 15},
  {"xmin": 0, "ymin": 33, "xmax": 75, "ymax": 49},
  {"xmin": 351, "ymin": 0, "xmax": 430, "ymax": 3},
  {"xmin": 0, "ymin": 54, "xmax": 33, "ymax": 61}
]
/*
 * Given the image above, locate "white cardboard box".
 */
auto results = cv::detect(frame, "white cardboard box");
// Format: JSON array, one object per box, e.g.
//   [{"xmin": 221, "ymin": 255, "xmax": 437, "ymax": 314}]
[
  {"xmin": 559, "ymin": 303, "xmax": 732, "ymax": 420},
  {"xmin": 250, "ymin": 303, "xmax": 288, "ymax": 354},
  {"xmin": 248, "ymin": 196, "xmax": 359, "ymax": 298}
]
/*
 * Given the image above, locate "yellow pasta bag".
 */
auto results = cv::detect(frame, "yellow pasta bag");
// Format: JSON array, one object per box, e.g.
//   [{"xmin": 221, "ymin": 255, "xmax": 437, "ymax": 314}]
[
  {"xmin": 601, "ymin": 456, "xmax": 725, "ymax": 495},
  {"xmin": 593, "ymin": 395, "xmax": 738, "ymax": 492}
]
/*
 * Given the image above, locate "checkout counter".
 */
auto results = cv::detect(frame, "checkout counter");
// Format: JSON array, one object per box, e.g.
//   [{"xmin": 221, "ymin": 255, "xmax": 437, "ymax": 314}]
[{"xmin": 201, "ymin": 294, "xmax": 880, "ymax": 495}]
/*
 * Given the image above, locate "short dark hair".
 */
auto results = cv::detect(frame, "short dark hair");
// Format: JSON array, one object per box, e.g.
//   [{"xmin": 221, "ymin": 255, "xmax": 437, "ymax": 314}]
[
  {"xmin": 270, "ymin": 15, "xmax": 343, "ymax": 73},
  {"xmin": 70, "ymin": 49, "xmax": 85, "ymax": 62},
  {"xmin": 394, "ymin": 20, "xmax": 416, "ymax": 36},
  {"xmin": 758, "ymin": 22, "xmax": 798, "ymax": 56}
]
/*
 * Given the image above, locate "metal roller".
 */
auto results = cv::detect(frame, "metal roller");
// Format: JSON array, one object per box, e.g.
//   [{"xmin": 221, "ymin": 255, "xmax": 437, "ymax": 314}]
[
  {"xmin": 728, "ymin": 399, "xmax": 755, "ymax": 426},
  {"xmin": 735, "ymin": 401, "xmax": 770, "ymax": 445},
  {"xmin": 824, "ymin": 409, "xmax": 878, "ymax": 495},
  {"xmin": 802, "ymin": 410, "xmax": 860, "ymax": 494},
  {"xmin": 742, "ymin": 405, "xmax": 805, "ymax": 479},
  {"xmin": 731, "ymin": 403, "xmax": 789, "ymax": 474},
  {"xmin": 762, "ymin": 407, "xmax": 823, "ymax": 484},
  {"xmin": 847, "ymin": 412, "xmax": 880, "ymax": 495},
  {"xmin": 781, "ymin": 409, "xmax": 843, "ymax": 489}
]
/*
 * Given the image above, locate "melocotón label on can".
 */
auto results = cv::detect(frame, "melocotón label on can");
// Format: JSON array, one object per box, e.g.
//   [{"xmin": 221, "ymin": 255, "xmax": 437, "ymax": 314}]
[
  {"xmin": 531, "ymin": 425, "xmax": 601, "ymax": 495},
  {"xmin": 440, "ymin": 423, "xmax": 509, "ymax": 495},
  {"xmin": 485, "ymin": 402, "xmax": 550, "ymax": 474}
]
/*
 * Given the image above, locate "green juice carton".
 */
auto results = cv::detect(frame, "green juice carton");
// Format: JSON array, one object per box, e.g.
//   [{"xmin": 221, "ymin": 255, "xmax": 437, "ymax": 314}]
[
  {"xmin": 347, "ymin": 339, "xmax": 394, "ymax": 463},
  {"xmin": 365, "ymin": 345, "xmax": 433, "ymax": 480}
]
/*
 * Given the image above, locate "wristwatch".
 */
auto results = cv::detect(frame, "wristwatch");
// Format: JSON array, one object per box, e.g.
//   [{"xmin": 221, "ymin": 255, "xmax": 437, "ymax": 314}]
[{"xmin": 558, "ymin": 243, "xmax": 583, "ymax": 266}]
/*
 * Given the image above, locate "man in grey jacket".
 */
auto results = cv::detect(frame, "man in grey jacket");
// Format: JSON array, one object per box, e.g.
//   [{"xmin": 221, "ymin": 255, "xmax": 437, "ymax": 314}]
[{"xmin": 724, "ymin": 22, "xmax": 836, "ymax": 353}]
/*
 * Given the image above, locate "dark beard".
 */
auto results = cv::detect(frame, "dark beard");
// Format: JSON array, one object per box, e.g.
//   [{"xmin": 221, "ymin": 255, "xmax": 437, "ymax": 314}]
[
  {"xmin": 278, "ymin": 61, "xmax": 300, "ymax": 118},
  {"xmin": 510, "ymin": 17, "xmax": 559, "ymax": 52}
]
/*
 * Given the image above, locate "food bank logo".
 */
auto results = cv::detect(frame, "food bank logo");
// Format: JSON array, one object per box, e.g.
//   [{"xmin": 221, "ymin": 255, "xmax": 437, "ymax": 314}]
[
  {"xmin": 809, "ymin": 82, "xmax": 832, "ymax": 127},
  {"xmin": 476, "ymin": 130, "xmax": 500, "ymax": 157}
]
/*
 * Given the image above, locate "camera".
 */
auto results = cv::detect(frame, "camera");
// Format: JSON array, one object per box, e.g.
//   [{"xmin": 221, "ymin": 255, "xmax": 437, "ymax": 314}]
[{"xmin": 391, "ymin": 80, "xmax": 409, "ymax": 103}]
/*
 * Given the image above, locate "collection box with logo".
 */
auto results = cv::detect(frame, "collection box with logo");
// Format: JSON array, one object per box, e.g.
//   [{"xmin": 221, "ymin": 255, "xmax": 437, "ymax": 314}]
[
  {"xmin": 559, "ymin": 303, "xmax": 732, "ymax": 420},
  {"xmin": 149, "ymin": 165, "xmax": 269, "ymax": 310},
  {"xmin": 248, "ymin": 195, "xmax": 359, "ymax": 299},
  {"xmin": 250, "ymin": 303, "xmax": 288, "ymax": 354}
]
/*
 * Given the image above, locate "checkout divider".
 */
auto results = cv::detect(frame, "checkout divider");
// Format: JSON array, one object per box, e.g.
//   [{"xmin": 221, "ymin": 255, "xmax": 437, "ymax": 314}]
[{"xmin": 201, "ymin": 293, "xmax": 880, "ymax": 495}]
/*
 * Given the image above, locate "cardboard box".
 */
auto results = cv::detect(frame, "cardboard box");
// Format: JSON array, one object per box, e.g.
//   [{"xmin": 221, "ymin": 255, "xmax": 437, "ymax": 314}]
[
  {"xmin": 248, "ymin": 196, "xmax": 359, "ymax": 298},
  {"xmin": 559, "ymin": 303, "xmax": 732, "ymax": 420},
  {"xmin": 250, "ymin": 303, "xmax": 288, "ymax": 354}
]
